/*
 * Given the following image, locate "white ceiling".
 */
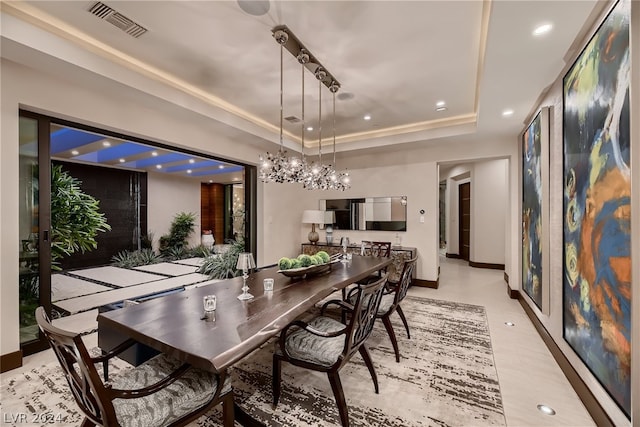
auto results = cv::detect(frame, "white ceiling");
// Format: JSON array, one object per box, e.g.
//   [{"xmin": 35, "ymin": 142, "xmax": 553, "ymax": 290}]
[{"xmin": 5, "ymin": 0, "xmax": 601, "ymax": 155}]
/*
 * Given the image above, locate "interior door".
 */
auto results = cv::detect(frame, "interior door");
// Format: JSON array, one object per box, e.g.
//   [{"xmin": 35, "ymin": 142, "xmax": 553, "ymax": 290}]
[
  {"xmin": 18, "ymin": 111, "xmax": 52, "ymax": 355},
  {"xmin": 458, "ymin": 182, "xmax": 470, "ymax": 261}
]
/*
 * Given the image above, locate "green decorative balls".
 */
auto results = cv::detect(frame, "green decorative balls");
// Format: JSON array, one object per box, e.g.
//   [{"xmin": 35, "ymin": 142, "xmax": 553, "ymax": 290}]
[
  {"xmin": 298, "ymin": 254, "xmax": 313, "ymax": 267},
  {"xmin": 316, "ymin": 251, "xmax": 330, "ymax": 263},
  {"xmin": 290, "ymin": 259, "xmax": 302, "ymax": 269},
  {"xmin": 278, "ymin": 257, "xmax": 292, "ymax": 270}
]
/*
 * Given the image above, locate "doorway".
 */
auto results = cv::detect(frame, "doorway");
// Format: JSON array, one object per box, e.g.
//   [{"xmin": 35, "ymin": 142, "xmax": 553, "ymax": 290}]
[
  {"xmin": 17, "ymin": 110, "xmax": 256, "ymax": 356},
  {"xmin": 458, "ymin": 182, "xmax": 470, "ymax": 261}
]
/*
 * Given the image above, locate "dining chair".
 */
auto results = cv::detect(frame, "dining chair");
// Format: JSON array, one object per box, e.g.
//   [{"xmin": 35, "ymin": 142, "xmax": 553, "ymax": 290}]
[
  {"xmin": 360, "ymin": 240, "xmax": 392, "ymax": 258},
  {"xmin": 272, "ymin": 274, "xmax": 388, "ymax": 427},
  {"xmin": 35, "ymin": 307, "xmax": 235, "ymax": 427},
  {"xmin": 346, "ymin": 255, "xmax": 417, "ymax": 362}
]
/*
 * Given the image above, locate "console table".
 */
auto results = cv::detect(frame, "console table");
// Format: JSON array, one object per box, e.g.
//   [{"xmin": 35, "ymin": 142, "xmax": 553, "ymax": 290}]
[{"xmin": 301, "ymin": 242, "xmax": 417, "ymax": 283}]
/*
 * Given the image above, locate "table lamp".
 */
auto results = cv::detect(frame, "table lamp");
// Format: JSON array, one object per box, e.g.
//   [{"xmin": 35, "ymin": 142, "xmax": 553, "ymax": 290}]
[
  {"xmin": 324, "ymin": 211, "xmax": 336, "ymax": 244},
  {"xmin": 236, "ymin": 252, "xmax": 256, "ymax": 300},
  {"xmin": 302, "ymin": 210, "xmax": 325, "ymax": 245}
]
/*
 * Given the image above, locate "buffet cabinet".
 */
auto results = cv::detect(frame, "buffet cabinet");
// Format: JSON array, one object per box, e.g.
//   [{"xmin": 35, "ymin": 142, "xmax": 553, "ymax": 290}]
[{"xmin": 301, "ymin": 243, "xmax": 417, "ymax": 284}]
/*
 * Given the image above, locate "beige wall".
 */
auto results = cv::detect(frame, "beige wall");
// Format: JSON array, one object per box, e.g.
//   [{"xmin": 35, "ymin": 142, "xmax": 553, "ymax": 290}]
[{"xmin": 147, "ymin": 173, "xmax": 202, "ymax": 251}]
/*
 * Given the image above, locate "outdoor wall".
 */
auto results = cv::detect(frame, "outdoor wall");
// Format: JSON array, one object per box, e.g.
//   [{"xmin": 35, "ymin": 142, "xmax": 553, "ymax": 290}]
[
  {"xmin": 147, "ymin": 172, "xmax": 201, "ymax": 251},
  {"xmin": 470, "ymin": 159, "xmax": 507, "ymax": 265}
]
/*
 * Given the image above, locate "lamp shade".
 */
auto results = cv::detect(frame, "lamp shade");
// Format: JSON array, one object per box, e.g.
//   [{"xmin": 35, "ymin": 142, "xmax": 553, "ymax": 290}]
[
  {"xmin": 324, "ymin": 210, "xmax": 335, "ymax": 225},
  {"xmin": 301, "ymin": 210, "xmax": 325, "ymax": 224},
  {"xmin": 236, "ymin": 252, "xmax": 256, "ymax": 271}
]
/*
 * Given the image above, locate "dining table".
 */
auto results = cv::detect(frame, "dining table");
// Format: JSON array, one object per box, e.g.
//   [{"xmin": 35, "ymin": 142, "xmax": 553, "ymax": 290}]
[{"xmin": 97, "ymin": 255, "xmax": 392, "ymax": 426}]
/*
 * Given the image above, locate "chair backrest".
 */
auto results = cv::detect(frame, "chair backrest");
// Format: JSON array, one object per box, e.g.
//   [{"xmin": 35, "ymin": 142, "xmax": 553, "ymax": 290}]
[
  {"xmin": 361, "ymin": 241, "xmax": 391, "ymax": 258},
  {"xmin": 394, "ymin": 256, "xmax": 418, "ymax": 305},
  {"xmin": 35, "ymin": 307, "xmax": 116, "ymax": 426},
  {"xmin": 343, "ymin": 274, "xmax": 388, "ymax": 358}
]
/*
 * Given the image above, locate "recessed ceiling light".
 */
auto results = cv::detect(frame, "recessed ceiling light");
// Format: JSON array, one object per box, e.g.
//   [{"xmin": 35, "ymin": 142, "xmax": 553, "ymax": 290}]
[
  {"xmin": 219, "ymin": 165, "xmax": 225, "ymax": 169},
  {"xmin": 436, "ymin": 101, "xmax": 446, "ymax": 107},
  {"xmin": 156, "ymin": 164, "xmax": 162, "ymax": 169},
  {"xmin": 209, "ymin": 180, "xmax": 213, "ymax": 183},
  {"xmin": 102, "ymin": 141, "xmax": 111, "ymax": 147},
  {"xmin": 537, "ymin": 404, "xmax": 556, "ymax": 416},
  {"xmin": 505, "ymin": 322, "xmax": 515, "ymax": 327},
  {"xmin": 187, "ymin": 169, "xmax": 192, "ymax": 174},
  {"xmin": 71, "ymin": 150, "xmax": 79, "ymax": 156},
  {"xmin": 307, "ymin": 126, "xmax": 313, "ymax": 131},
  {"xmin": 363, "ymin": 115, "xmax": 371, "ymax": 121},
  {"xmin": 533, "ymin": 23, "xmax": 553, "ymax": 36},
  {"xmin": 502, "ymin": 109, "xmax": 514, "ymax": 117},
  {"xmin": 151, "ymin": 151, "xmax": 158, "ymax": 156},
  {"xmin": 119, "ymin": 158, "xmax": 125, "ymax": 163},
  {"xmin": 436, "ymin": 107, "xmax": 448, "ymax": 112},
  {"xmin": 189, "ymin": 159, "xmax": 195, "ymax": 164},
  {"xmin": 233, "ymin": 177, "xmax": 240, "ymax": 181}
]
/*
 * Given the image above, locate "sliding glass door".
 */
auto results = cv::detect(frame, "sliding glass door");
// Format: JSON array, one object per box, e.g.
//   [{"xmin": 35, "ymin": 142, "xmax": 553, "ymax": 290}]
[{"xmin": 18, "ymin": 113, "xmax": 52, "ymax": 354}]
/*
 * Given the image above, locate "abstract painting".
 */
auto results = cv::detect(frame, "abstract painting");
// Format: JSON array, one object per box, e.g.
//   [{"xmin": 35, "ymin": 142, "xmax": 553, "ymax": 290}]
[
  {"xmin": 522, "ymin": 111, "xmax": 543, "ymax": 309},
  {"xmin": 562, "ymin": 0, "xmax": 631, "ymax": 417}
]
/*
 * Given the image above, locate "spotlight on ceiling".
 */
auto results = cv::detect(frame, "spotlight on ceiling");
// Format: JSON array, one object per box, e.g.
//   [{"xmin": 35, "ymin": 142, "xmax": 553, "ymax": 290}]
[
  {"xmin": 502, "ymin": 109, "xmax": 514, "ymax": 117},
  {"xmin": 119, "ymin": 158, "xmax": 125, "ymax": 163},
  {"xmin": 71, "ymin": 150, "xmax": 79, "ymax": 156},
  {"xmin": 363, "ymin": 114, "xmax": 371, "ymax": 121},
  {"xmin": 533, "ymin": 23, "xmax": 553, "ymax": 36},
  {"xmin": 537, "ymin": 404, "xmax": 556, "ymax": 416},
  {"xmin": 436, "ymin": 100, "xmax": 446, "ymax": 107},
  {"xmin": 189, "ymin": 159, "xmax": 195, "ymax": 164},
  {"xmin": 505, "ymin": 322, "xmax": 515, "ymax": 327},
  {"xmin": 156, "ymin": 164, "xmax": 162, "ymax": 169},
  {"xmin": 102, "ymin": 141, "xmax": 111, "ymax": 147},
  {"xmin": 151, "ymin": 151, "xmax": 158, "ymax": 156}
]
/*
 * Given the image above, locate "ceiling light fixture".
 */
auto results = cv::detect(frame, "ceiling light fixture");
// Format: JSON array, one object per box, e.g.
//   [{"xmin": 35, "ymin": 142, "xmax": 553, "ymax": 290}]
[
  {"xmin": 502, "ymin": 109, "xmax": 514, "ymax": 117},
  {"xmin": 187, "ymin": 169, "xmax": 192, "ymax": 174},
  {"xmin": 189, "ymin": 159, "xmax": 195, "ymax": 164},
  {"xmin": 436, "ymin": 107, "xmax": 448, "ymax": 112},
  {"xmin": 363, "ymin": 114, "xmax": 372, "ymax": 121},
  {"xmin": 219, "ymin": 165, "xmax": 225, "ymax": 169},
  {"xmin": 533, "ymin": 23, "xmax": 553, "ymax": 36},
  {"xmin": 151, "ymin": 151, "xmax": 158, "ymax": 156},
  {"xmin": 259, "ymin": 25, "xmax": 349, "ymax": 190},
  {"xmin": 505, "ymin": 322, "xmax": 515, "ymax": 327},
  {"xmin": 119, "ymin": 158, "xmax": 125, "ymax": 163},
  {"xmin": 156, "ymin": 164, "xmax": 162, "ymax": 169},
  {"xmin": 71, "ymin": 150, "xmax": 79, "ymax": 156},
  {"xmin": 209, "ymin": 180, "xmax": 213, "ymax": 183},
  {"xmin": 102, "ymin": 141, "xmax": 111, "ymax": 147},
  {"xmin": 436, "ymin": 100, "xmax": 446, "ymax": 107}
]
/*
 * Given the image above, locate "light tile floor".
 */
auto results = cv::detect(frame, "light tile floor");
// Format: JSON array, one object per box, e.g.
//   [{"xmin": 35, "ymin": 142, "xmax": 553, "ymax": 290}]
[
  {"xmin": 410, "ymin": 256, "xmax": 594, "ymax": 426},
  {"xmin": 11, "ymin": 256, "xmax": 595, "ymax": 426}
]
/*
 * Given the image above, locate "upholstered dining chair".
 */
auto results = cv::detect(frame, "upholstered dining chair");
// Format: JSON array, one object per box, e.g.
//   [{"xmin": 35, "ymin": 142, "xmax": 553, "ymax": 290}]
[
  {"xmin": 272, "ymin": 274, "xmax": 389, "ymax": 427},
  {"xmin": 35, "ymin": 307, "xmax": 234, "ymax": 427},
  {"xmin": 346, "ymin": 255, "xmax": 417, "ymax": 363}
]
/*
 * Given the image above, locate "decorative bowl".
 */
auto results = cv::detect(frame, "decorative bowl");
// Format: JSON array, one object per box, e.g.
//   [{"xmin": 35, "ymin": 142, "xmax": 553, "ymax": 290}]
[{"xmin": 278, "ymin": 259, "xmax": 338, "ymax": 279}]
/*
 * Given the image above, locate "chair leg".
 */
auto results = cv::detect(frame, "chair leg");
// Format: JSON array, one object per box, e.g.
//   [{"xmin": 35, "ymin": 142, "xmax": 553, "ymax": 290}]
[
  {"xmin": 272, "ymin": 354, "xmax": 282, "ymax": 406},
  {"xmin": 222, "ymin": 392, "xmax": 235, "ymax": 427},
  {"xmin": 358, "ymin": 345, "xmax": 379, "ymax": 393},
  {"xmin": 382, "ymin": 315, "xmax": 401, "ymax": 363},
  {"xmin": 80, "ymin": 419, "xmax": 96, "ymax": 427},
  {"xmin": 396, "ymin": 304, "xmax": 411, "ymax": 339},
  {"xmin": 327, "ymin": 372, "xmax": 349, "ymax": 427}
]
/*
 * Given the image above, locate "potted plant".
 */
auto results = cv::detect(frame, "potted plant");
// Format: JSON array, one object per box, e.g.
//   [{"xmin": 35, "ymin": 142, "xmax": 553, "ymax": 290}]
[{"xmin": 201, "ymin": 229, "xmax": 215, "ymax": 249}]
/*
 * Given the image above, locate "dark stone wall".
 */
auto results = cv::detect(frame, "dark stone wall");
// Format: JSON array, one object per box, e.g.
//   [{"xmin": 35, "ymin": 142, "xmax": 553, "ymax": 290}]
[{"xmin": 54, "ymin": 161, "xmax": 147, "ymax": 270}]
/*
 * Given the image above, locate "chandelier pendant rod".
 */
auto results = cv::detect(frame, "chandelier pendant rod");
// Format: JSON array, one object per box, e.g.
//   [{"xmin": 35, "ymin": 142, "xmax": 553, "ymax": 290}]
[
  {"xmin": 301, "ymin": 62, "xmax": 305, "ymax": 159},
  {"xmin": 318, "ymin": 77, "xmax": 322, "ymax": 163},
  {"xmin": 279, "ymin": 41, "xmax": 284, "ymax": 151}
]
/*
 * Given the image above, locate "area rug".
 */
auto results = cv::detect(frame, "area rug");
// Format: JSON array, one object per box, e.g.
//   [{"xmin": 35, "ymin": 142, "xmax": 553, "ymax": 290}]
[{"xmin": 1, "ymin": 296, "xmax": 505, "ymax": 426}]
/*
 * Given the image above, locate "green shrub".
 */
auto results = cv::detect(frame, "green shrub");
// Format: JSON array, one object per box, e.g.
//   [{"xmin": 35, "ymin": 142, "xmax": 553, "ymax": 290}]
[
  {"xmin": 197, "ymin": 239, "xmax": 246, "ymax": 279},
  {"xmin": 159, "ymin": 212, "xmax": 196, "ymax": 255},
  {"xmin": 111, "ymin": 248, "xmax": 163, "ymax": 268}
]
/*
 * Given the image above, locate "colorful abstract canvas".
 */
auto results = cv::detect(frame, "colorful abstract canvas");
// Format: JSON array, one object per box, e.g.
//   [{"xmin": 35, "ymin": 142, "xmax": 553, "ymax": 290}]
[
  {"xmin": 562, "ymin": 0, "xmax": 631, "ymax": 417},
  {"xmin": 522, "ymin": 111, "xmax": 543, "ymax": 309}
]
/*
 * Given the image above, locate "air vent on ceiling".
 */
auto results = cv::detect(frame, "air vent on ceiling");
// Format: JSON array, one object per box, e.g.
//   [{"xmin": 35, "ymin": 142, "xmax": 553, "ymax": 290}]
[
  {"xmin": 88, "ymin": 2, "xmax": 147, "ymax": 38},
  {"xmin": 284, "ymin": 116, "xmax": 301, "ymax": 123}
]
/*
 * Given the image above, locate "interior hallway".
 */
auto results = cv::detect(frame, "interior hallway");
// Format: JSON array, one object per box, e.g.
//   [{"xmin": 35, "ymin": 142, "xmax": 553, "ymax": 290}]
[
  {"xmin": 411, "ymin": 256, "xmax": 594, "ymax": 426},
  {"xmin": 4, "ymin": 256, "xmax": 595, "ymax": 426}
]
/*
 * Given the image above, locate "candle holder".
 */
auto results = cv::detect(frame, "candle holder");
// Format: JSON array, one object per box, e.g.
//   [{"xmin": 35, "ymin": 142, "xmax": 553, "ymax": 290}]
[{"xmin": 236, "ymin": 252, "xmax": 256, "ymax": 300}]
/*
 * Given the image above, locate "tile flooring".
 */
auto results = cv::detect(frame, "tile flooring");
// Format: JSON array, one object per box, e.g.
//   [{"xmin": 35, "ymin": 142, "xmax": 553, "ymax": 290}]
[{"xmin": 13, "ymin": 256, "xmax": 595, "ymax": 426}]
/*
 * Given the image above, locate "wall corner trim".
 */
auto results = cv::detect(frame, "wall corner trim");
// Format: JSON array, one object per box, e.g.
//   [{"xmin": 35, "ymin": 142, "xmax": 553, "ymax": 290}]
[{"xmin": 517, "ymin": 295, "xmax": 615, "ymax": 427}]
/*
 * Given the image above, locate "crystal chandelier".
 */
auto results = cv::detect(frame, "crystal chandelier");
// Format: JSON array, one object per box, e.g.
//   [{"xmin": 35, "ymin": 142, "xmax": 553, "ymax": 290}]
[{"xmin": 259, "ymin": 25, "xmax": 351, "ymax": 191}]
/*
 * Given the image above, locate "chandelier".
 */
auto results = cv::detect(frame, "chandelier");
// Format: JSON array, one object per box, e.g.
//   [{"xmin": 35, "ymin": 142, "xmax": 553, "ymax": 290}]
[{"xmin": 259, "ymin": 26, "xmax": 351, "ymax": 191}]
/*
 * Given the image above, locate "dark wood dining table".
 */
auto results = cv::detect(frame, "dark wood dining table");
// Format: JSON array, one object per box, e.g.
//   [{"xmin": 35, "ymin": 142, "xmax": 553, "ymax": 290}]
[{"xmin": 97, "ymin": 255, "xmax": 391, "ymax": 425}]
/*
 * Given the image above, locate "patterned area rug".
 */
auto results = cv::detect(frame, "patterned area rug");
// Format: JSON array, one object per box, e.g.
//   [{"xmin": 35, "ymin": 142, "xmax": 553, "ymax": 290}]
[{"xmin": 1, "ymin": 296, "xmax": 505, "ymax": 426}]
